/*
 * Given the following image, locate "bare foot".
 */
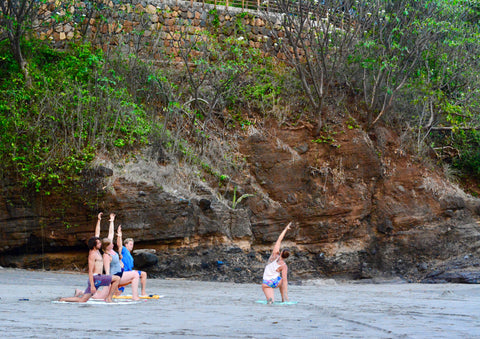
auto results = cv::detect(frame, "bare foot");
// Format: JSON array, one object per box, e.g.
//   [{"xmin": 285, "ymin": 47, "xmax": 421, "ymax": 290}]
[
  {"xmin": 267, "ymin": 298, "xmax": 273, "ymax": 305},
  {"xmin": 105, "ymin": 297, "xmax": 113, "ymax": 303}
]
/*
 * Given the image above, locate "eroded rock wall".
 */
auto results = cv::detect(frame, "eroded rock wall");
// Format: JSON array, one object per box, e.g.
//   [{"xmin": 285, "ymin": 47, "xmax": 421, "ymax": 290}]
[
  {"xmin": 2, "ymin": 121, "xmax": 480, "ymax": 283},
  {"xmin": 2, "ymin": 0, "xmax": 480, "ymax": 282}
]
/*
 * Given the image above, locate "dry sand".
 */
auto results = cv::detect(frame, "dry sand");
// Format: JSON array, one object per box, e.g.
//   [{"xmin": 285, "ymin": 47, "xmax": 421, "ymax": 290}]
[{"xmin": 0, "ymin": 268, "xmax": 479, "ymax": 338}]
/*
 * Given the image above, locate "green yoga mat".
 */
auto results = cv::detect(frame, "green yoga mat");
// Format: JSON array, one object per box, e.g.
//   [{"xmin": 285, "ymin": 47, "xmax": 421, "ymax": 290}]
[{"xmin": 255, "ymin": 300, "xmax": 298, "ymax": 305}]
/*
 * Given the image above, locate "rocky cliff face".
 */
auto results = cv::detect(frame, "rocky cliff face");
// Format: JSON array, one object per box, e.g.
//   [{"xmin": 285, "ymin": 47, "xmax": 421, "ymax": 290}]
[{"xmin": 1, "ymin": 121, "xmax": 480, "ymax": 283}]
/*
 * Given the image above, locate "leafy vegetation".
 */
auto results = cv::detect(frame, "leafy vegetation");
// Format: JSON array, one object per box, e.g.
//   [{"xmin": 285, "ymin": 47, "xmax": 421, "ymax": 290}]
[
  {"xmin": 0, "ymin": 3, "xmax": 290, "ymax": 205},
  {"xmin": 270, "ymin": 0, "xmax": 480, "ymax": 178},
  {"xmin": 0, "ymin": 39, "xmax": 156, "ymax": 193},
  {"xmin": 1, "ymin": 0, "xmax": 480, "ymax": 203}
]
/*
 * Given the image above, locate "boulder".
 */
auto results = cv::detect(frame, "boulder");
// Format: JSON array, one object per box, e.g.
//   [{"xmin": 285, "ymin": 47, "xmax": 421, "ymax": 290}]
[{"xmin": 133, "ymin": 249, "xmax": 158, "ymax": 268}]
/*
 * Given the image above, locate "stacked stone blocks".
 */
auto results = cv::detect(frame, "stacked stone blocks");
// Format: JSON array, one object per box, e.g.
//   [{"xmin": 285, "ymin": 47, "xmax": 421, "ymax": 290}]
[{"xmin": 31, "ymin": 0, "xmax": 288, "ymax": 60}]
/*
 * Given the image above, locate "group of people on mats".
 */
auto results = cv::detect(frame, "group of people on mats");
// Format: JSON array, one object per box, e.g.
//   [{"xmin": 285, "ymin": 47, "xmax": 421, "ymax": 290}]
[
  {"xmin": 60, "ymin": 213, "xmax": 292, "ymax": 304},
  {"xmin": 59, "ymin": 213, "xmax": 147, "ymax": 303}
]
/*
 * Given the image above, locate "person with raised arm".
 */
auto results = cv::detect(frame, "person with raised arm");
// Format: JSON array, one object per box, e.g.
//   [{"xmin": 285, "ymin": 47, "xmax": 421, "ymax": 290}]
[
  {"xmin": 261, "ymin": 222, "xmax": 292, "ymax": 304},
  {"xmin": 59, "ymin": 213, "xmax": 120, "ymax": 303},
  {"xmin": 119, "ymin": 234, "xmax": 148, "ymax": 296},
  {"xmin": 95, "ymin": 213, "xmax": 141, "ymax": 301},
  {"xmin": 70, "ymin": 213, "xmax": 140, "ymax": 301}
]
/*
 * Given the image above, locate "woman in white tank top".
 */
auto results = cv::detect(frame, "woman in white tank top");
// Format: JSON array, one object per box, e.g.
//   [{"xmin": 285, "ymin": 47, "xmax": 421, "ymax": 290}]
[{"xmin": 261, "ymin": 222, "xmax": 292, "ymax": 304}]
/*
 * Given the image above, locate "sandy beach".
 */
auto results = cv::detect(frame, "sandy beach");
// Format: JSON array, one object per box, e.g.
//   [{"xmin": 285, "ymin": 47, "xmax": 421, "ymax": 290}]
[{"xmin": 0, "ymin": 268, "xmax": 479, "ymax": 338}]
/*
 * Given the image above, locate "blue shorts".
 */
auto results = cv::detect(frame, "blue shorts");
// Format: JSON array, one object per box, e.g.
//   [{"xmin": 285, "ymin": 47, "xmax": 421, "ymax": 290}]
[
  {"xmin": 118, "ymin": 271, "xmax": 142, "ymax": 293},
  {"xmin": 263, "ymin": 276, "xmax": 281, "ymax": 288}
]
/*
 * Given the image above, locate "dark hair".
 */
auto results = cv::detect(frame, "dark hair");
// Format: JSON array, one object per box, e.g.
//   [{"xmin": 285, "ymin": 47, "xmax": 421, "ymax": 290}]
[
  {"xmin": 87, "ymin": 237, "xmax": 100, "ymax": 250},
  {"xmin": 281, "ymin": 249, "xmax": 290, "ymax": 259}
]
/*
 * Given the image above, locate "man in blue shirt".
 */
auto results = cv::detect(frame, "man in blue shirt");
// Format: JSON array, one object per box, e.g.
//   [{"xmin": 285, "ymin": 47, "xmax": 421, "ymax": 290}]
[{"xmin": 121, "ymin": 237, "xmax": 147, "ymax": 296}]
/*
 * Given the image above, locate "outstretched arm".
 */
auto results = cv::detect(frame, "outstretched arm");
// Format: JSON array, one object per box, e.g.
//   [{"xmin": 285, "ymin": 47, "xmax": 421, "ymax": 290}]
[
  {"xmin": 116, "ymin": 225, "xmax": 123, "ymax": 257},
  {"xmin": 107, "ymin": 213, "xmax": 115, "ymax": 242},
  {"xmin": 272, "ymin": 222, "xmax": 292, "ymax": 256},
  {"xmin": 95, "ymin": 212, "xmax": 103, "ymax": 237}
]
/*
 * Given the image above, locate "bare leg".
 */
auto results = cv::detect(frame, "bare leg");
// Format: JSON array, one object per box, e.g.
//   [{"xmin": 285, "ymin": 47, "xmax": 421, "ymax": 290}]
[
  {"xmin": 67, "ymin": 282, "xmax": 115, "ymax": 302},
  {"xmin": 119, "ymin": 271, "xmax": 140, "ymax": 300},
  {"xmin": 60, "ymin": 293, "xmax": 92, "ymax": 303},
  {"xmin": 262, "ymin": 284, "xmax": 275, "ymax": 304},
  {"xmin": 105, "ymin": 275, "xmax": 120, "ymax": 303},
  {"xmin": 91, "ymin": 286, "xmax": 109, "ymax": 300},
  {"xmin": 279, "ymin": 278, "xmax": 289, "ymax": 302},
  {"xmin": 140, "ymin": 271, "xmax": 147, "ymax": 296},
  {"xmin": 117, "ymin": 280, "xmax": 133, "ymax": 296}
]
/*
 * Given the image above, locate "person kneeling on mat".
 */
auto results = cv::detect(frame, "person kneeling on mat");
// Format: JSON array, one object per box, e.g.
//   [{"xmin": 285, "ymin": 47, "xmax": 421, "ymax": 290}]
[
  {"xmin": 59, "ymin": 235, "xmax": 120, "ymax": 303},
  {"xmin": 118, "ymin": 235, "xmax": 148, "ymax": 297},
  {"xmin": 262, "ymin": 222, "xmax": 292, "ymax": 304},
  {"xmin": 70, "ymin": 213, "xmax": 139, "ymax": 301}
]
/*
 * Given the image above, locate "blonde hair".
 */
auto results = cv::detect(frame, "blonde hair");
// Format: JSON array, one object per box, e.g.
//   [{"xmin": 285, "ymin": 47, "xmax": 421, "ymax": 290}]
[
  {"xmin": 124, "ymin": 238, "xmax": 134, "ymax": 246},
  {"xmin": 101, "ymin": 238, "xmax": 112, "ymax": 252}
]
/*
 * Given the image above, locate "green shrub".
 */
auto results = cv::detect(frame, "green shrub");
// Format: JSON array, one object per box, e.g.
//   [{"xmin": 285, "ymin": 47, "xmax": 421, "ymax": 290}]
[{"xmin": 0, "ymin": 40, "xmax": 160, "ymax": 193}]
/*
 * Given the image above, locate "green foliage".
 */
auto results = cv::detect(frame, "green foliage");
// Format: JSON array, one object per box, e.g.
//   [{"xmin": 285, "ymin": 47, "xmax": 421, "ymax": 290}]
[
  {"xmin": 450, "ymin": 130, "xmax": 480, "ymax": 175},
  {"xmin": 345, "ymin": 117, "xmax": 360, "ymax": 130},
  {"xmin": 272, "ymin": 0, "xmax": 479, "ymax": 177},
  {"xmin": 400, "ymin": 0, "xmax": 480, "ymax": 176},
  {"xmin": 231, "ymin": 186, "xmax": 254, "ymax": 209},
  {"xmin": 311, "ymin": 135, "xmax": 339, "ymax": 147},
  {"xmin": 0, "ymin": 40, "xmax": 159, "ymax": 193},
  {"xmin": 311, "ymin": 129, "xmax": 339, "ymax": 147},
  {"xmin": 174, "ymin": 23, "xmax": 266, "ymax": 122},
  {"xmin": 208, "ymin": 9, "xmax": 220, "ymax": 27},
  {"xmin": 242, "ymin": 57, "xmax": 285, "ymax": 110},
  {"xmin": 3, "ymin": 0, "xmax": 480, "ymax": 204}
]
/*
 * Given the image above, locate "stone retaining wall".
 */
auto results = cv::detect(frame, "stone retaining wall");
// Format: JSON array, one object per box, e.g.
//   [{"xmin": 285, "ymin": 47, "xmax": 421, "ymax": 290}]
[{"xmin": 34, "ymin": 0, "xmax": 287, "ymax": 60}]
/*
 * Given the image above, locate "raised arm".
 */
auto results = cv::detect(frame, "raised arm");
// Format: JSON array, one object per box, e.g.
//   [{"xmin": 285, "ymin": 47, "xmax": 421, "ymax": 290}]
[
  {"xmin": 272, "ymin": 222, "xmax": 292, "ymax": 256},
  {"xmin": 116, "ymin": 225, "xmax": 123, "ymax": 257},
  {"xmin": 94, "ymin": 212, "xmax": 103, "ymax": 237},
  {"xmin": 107, "ymin": 213, "xmax": 115, "ymax": 242}
]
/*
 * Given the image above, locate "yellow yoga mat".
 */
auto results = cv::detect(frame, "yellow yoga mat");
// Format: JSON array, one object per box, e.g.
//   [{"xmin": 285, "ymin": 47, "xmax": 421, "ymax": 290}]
[{"xmin": 113, "ymin": 294, "xmax": 163, "ymax": 299}]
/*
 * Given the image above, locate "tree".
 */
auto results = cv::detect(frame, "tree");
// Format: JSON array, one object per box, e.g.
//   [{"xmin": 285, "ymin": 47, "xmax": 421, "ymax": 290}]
[
  {"xmin": 350, "ymin": 0, "xmax": 445, "ymax": 126},
  {"xmin": 267, "ymin": 0, "xmax": 366, "ymax": 134},
  {"xmin": 0, "ymin": 0, "xmax": 45, "ymax": 85},
  {"xmin": 267, "ymin": 0, "xmax": 462, "ymax": 130},
  {"xmin": 172, "ymin": 18, "xmax": 255, "ymax": 129},
  {"xmin": 408, "ymin": 0, "xmax": 480, "ymax": 166}
]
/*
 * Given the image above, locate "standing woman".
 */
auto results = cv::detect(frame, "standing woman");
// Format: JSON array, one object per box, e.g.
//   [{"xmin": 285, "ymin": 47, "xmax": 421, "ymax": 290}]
[{"xmin": 262, "ymin": 222, "xmax": 292, "ymax": 304}]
